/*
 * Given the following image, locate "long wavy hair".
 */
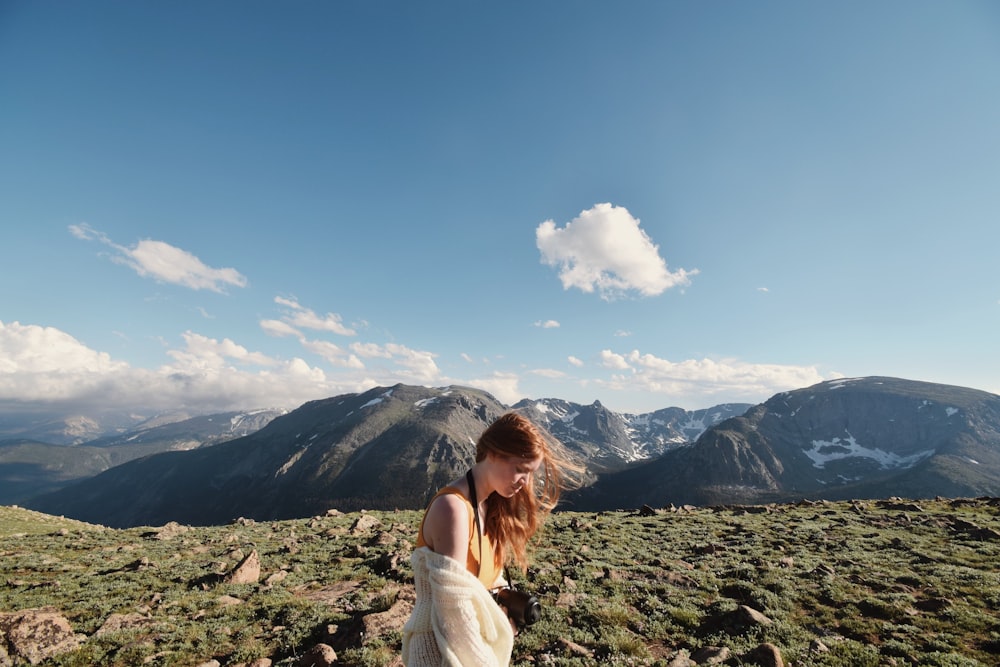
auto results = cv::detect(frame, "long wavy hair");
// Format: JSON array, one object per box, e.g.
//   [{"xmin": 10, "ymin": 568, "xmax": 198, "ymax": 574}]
[{"xmin": 477, "ymin": 412, "xmax": 585, "ymax": 571}]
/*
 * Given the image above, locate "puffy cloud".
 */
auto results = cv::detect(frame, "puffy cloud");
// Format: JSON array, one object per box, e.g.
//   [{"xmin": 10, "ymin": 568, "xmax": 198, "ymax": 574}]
[
  {"xmin": 534, "ymin": 320, "xmax": 560, "ymax": 329},
  {"xmin": 597, "ymin": 348, "xmax": 824, "ymax": 404},
  {"xmin": 272, "ymin": 296, "xmax": 356, "ymax": 336},
  {"xmin": 297, "ymin": 340, "xmax": 365, "ymax": 369},
  {"xmin": 466, "ymin": 372, "xmax": 522, "ymax": 405},
  {"xmin": 567, "ymin": 356, "xmax": 584, "ymax": 367},
  {"xmin": 536, "ymin": 203, "xmax": 697, "ymax": 299},
  {"xmin": 350, "ymin": 342, "xmax": 441, "ymax": 383},
  {"xmin": 0, "ymin": 320, "xmax": 349, "ymax": 412},
  {"xmin": 70, "ymin": 223, "xmax": 247, "ymax": 293},
  {"xmin": 260, "ymin": 319, "xmax": 300, "ymax": 338},
  {"xmin": 599, "ymin": 350, "xmax": 632, "ymax": 370}
]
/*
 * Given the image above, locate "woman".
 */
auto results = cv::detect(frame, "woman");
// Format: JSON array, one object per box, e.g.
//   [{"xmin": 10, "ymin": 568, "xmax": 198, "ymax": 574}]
[{"xmin": 401, "ymin": 412, "xmax": 583, "ymax": 667}]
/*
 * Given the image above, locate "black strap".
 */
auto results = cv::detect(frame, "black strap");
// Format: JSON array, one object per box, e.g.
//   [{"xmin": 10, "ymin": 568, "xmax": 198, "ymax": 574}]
[
  {"xmin": 466, "ymin": 470, "xmax": 485, "ymax": 577},
  {"xmin": 467, "ymin": 469, "xmax": 512, "ymax": 587}
]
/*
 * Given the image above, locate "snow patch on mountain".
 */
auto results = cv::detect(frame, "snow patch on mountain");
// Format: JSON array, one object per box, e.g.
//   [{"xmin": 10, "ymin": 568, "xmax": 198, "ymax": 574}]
[{"xmin": 805, "ymin": 432, "xmax": 935, "ymax": 470}]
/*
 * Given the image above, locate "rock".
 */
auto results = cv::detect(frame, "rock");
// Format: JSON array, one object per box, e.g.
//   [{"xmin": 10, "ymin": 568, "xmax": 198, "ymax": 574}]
[
  {"xmin": 225, "ymin": 549, "xmax": 261, "ymax": 585},
  {"xmin": 360, "ymin": 589, "xmax": 414, "ymax": 646},
  {"xmin": 809, "ymin": 639, "xmax": 829, "ymax": 653},
  {"xmin": 0, "ymin": 608, "xmax": 84, "ymax": 665},
  {"xmin": 701, "ymin": 605, "xmax": 773, "ymax": 636},
  {"xmin": 351, "ymin": 514, "xmax": 381, "ymax": 535},
  {"xmin": 231, "ymin": 659, "xmax": 273, "ymax": 667},
  {"xmin": 94, "ymin": 612, "xmax": 151, "ymax": 636},
  {"xmin": 664, "ymin": 572, "xmax": 699, "ymax": 588},
  {"xmin": 297, "ymin": 643, "xmax": 337, "ymax": 666},
  {"xmin": 744, "ymin": 642, "xmax": 784, "ymax": 667},
  {"xmin": 150, "ymin": 521, "xmax": 189, "ymax": 540},
  {"xmin": 690, "ymin": 645, "xmax": 730, "ymax": 664},
  {"xmin": 265, "ymin": 570, "xmax": 288, "ymax": 586},
  {"xmin": 556, "ymin": 637, "xmax": 593, "ymax": 657},
  {"xmin": 664, "ymin": 651, "xmax": 696, "ymax": 667}
]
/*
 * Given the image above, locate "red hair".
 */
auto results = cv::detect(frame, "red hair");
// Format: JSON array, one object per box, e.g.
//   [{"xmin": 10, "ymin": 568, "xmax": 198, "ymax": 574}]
[{"xmin": 476, "ymin": 412, "xmax": 583, "ymax": 570}]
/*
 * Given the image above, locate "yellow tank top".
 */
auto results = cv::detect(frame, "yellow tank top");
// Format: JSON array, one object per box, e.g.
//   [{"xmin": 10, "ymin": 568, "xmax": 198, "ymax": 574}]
[{"xmin": 415, "ymin": 486, "xmax": 502, "ymax": 588}]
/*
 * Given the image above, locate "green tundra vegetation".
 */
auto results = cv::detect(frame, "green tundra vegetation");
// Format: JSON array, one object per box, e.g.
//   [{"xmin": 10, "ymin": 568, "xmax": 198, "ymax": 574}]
[{"xmin": 1, "ymin": 497, "xmax": 999, "ymax": 666}]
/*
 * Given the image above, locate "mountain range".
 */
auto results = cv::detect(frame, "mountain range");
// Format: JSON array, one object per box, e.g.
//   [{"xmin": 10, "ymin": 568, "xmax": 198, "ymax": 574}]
[
  {"xmin": 15, "ymin": 376, "xmax": 1000, "ymax": 527},
  {"xmin": 0, "ymin": 409, "xmax": 285, "ymax": 505}
]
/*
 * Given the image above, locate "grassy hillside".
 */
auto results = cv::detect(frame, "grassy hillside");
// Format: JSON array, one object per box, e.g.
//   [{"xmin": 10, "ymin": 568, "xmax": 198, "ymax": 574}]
[{"xmin": 1, "ymin": 498, "xmax": 999, "ymax": 666}]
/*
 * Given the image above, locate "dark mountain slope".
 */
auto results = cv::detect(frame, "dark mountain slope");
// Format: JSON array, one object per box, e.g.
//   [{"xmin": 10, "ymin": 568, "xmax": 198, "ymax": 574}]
[
  {"xmin": 0, "ymin": 409, "xmax": 283, "ymax": 506},
  {"xmin": 572, "ymin": 377, "xmax": 1000, "ymax": 508},
  {"xmin": 27, "ymin": 385, "xmax": 508, "ymax": 526}
]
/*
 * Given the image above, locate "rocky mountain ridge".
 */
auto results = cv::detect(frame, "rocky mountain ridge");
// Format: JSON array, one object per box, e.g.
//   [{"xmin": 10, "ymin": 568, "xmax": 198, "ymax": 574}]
[
  {"xmin": 0, "ymin": 408, "xmax": 286, "ymax": 505},
  {"xmin": 573, "ymin": 376, "xmax": 1000, "ymax": 508},
  {"xmin": 20, "ymin": 376, "xmax": 1000, "ymax": 527},
  {"xmin": 23, "ymin": 385, "xmax": 746, "ymax": 527}
]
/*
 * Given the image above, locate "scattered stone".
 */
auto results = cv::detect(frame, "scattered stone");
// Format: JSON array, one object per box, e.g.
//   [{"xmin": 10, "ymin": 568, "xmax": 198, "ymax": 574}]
[
  {"xmin": 809, "ymin": 639, "xmax": 830, "ymax": 653},
  {"xmin": 0, "ymin": 608, "xmax": 85, "ymax": 665},
  {"xmin": 877, "ymin": 500, "xmax": 924, "ymax": 512},
  {"xmin": 232, "ymin": 660, "xmax": 272, "ymax": 667},
  {"xmin": 351, "ymin": 514, "xmax": 381, "ymax": 535},
  {"xmin": 265, "ymin": 570, "xmax": 289, "ymax": 586},
  {"xmin": 94, "ymin": 612, "xmax": 151, "ymax": 636},
  {"xmin": 360, "ymin": 589, "xmax": 414, "ymax": 645},
  {"xmin": 690, "ymin": 645, "xmax": 730, "ymax": 663},
  {"xmin": 216, "ymin": 595, "xmax": 244, "ymax": 606},
  {"xmin": 701, "ymin": 605, "xmax": 773, "ymax": 636},
  {"xmin": 639, "ymin": 504, "xmax": 658, "ymax": 517},
  {"xmin": 225, "ymin": 549, "xmax": 261, "ymax": 585},
  {"xmin": 744, "ymin": 642, "xmax": 784, "ymax": 667},
  {"xmin": 297, "ymin": 643, "xmax": 336, "ymax": 667},
  {"xmin": 556, "ymin": 637, "xmax": 593, "ymax": 657},
  {"xmin": 664, "ymin": 572, "xmax": 699, "ymax": 588},
  {"xmin": 664, "ymin": 650, "xmax": 696, "ymax": 667},
  {"xmin": 194, "ymin": 661, "xmax": 221, "ymax": 667},
  {"xmin": 150, "ymin": 521, "xmax": 189, "ymax": 540}
]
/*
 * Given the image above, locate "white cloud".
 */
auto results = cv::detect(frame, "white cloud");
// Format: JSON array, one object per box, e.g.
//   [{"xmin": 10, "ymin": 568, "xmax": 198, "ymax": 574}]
[
  {"xmin": 166, "ymin": 331, "xmax": 277, "ymax": 369},
  {"xmin": 530, "ymin": 368, "xmax": 567, "ymax": 379},
  {"xmin": 460, "ymin": 353, "xmax": 474, "ymax": 363},
  {"xmin": 536, "ymin": 203, "xmax": 698, "ymax": 300},
  {"xmin": 260, "ymin": 319, "xmax": 300, "ymax": 338},
  {"xmin": 597, "ymin": 348, "xmax": 824, "ymax": 404},
  {"xmin": 614, "ymin": 330, "xmax": 632, "ymax": 337},
  {"xmin": 568, "ymin": 356, "xmax": 584, "ymax": 367},
  {"xmin": 70, "ymin": 223, "xmax": 247, "ymax": 293},
  {"xmin": 301, "ymin": 339, "xmax": 365, "ymax": 369},
  {"xmin": 534, "ymin": 320, "xmax": 560, "ymax": 329},
  {"xmin": 599, "ymin": 350, "xmax": 632, "ymax": 370},
  {"xmin": 0, "ymin": 320, "xmax": 353, "ymax": 413},
  {"xmin": 757, "ymin": 287, "xmax": 770, "ymax": 293},
  {"xmin": 349, "ymin": 342, "xmax": 441, "ymax": 383},
  {"xmin": 466, "ymin": 372, "xmax": 522, "ymax": 405},
  {"xmin": 273, "ymin": 296, "xmax": 356, "ymax": 336}
]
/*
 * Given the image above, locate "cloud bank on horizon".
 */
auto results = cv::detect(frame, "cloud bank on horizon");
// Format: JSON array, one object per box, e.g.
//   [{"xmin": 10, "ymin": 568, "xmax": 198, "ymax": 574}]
[{"xmin": 0, "ymin": 207, "xmax": 826, "ymax": 416}]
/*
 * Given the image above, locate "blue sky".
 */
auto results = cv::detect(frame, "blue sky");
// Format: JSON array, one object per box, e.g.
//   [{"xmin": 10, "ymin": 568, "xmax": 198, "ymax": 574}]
[{"xmin": 1, "ymin": 1, "xmax": 998, "ymax": 417}]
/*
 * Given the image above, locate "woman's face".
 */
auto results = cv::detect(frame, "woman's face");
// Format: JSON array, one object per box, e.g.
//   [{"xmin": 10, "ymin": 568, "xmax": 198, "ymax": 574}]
[{"xmin": 489, "ymin": 453, "xmax": 543, "ymax": 498}]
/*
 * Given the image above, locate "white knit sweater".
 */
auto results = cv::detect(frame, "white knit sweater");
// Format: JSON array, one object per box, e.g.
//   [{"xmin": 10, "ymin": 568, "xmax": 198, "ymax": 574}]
[{"xmin": 401, "ymin": 546, "xmax": 514, "ymax": 667}]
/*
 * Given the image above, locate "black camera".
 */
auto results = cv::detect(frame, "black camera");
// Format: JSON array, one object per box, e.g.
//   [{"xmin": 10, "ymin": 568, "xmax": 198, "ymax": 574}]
[{"xmin": 494, "ymin": 587, "xmax": 541, "ymax": 628}]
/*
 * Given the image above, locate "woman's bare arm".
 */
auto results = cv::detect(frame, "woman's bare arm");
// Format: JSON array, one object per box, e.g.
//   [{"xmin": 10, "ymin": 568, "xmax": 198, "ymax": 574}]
[{"xmin": 422, "ymin": 493, "xmax": 470, "ymax": 565}]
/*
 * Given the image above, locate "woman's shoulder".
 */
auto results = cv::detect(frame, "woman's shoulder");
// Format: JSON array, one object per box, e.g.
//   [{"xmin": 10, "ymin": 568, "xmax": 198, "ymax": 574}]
[{"xmin": 427, "ymin": 485, "xmax": 472, "ymax": 517}]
